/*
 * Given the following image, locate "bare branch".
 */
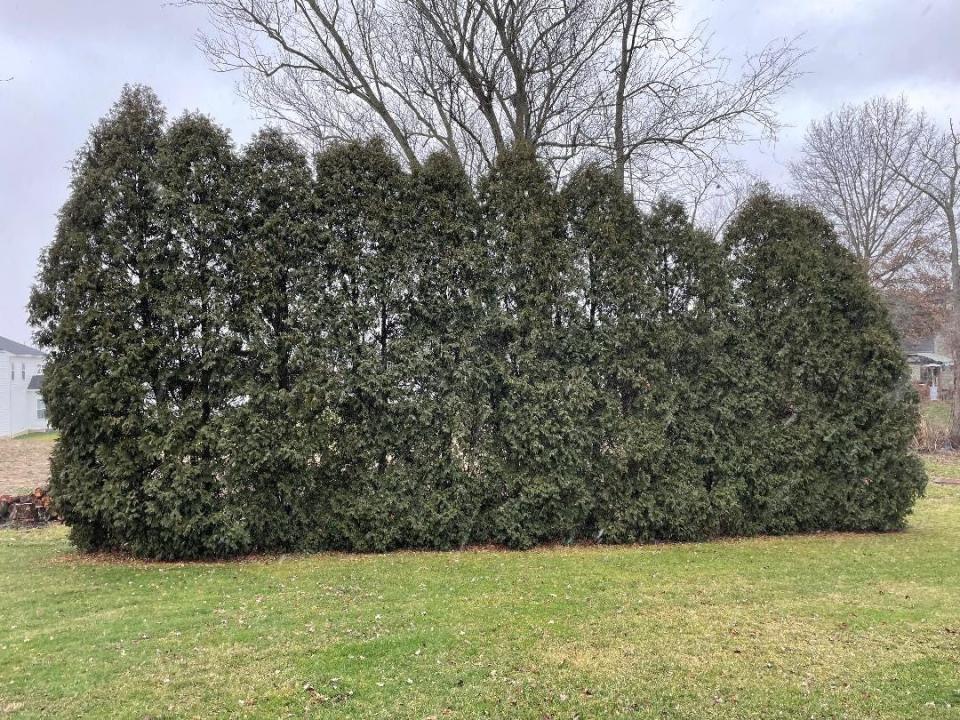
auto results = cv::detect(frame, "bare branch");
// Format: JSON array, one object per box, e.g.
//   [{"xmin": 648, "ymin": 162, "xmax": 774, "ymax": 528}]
[{"xmin": 186, "ymin": 0, "xmax": 802, "ymax": 196}]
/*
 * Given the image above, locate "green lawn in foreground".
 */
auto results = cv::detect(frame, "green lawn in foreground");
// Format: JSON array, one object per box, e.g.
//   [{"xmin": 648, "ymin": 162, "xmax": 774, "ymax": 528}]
[{"xmin": 0, "ymin": 466, "xmax": 958, "ymax": 719}]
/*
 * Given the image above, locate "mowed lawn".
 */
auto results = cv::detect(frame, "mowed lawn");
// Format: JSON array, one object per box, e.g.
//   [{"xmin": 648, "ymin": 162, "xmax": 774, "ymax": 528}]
[{"xmin": 0, "ymin": 465, "xmax": 958, "ymax": 718}]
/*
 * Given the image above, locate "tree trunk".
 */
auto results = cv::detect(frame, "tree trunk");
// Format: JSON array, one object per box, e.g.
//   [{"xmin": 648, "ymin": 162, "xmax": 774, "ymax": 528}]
[
  {"xmin": 947, "ymin": 210, "xmax": 960, "ymax": 446},
  {"xmin": 612, "ymin": 0, "xmax": 632, "ymax": 189}
]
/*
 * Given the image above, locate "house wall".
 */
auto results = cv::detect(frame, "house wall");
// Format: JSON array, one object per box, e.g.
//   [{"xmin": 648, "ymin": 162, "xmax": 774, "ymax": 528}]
[
  {"xmin": 0, "ymin": 353, "xmax": 47, "ymax": 437},
  {"xmin": 908, "ymin": 361, "xmax": 956, "ymax": 401},
  {"xmin": 0, "ymin": 354, "xmax": 9, "ymax": 436},
  {"xmin": 943, "ymin": 367, "xmax": 956, "ymax": 393}
]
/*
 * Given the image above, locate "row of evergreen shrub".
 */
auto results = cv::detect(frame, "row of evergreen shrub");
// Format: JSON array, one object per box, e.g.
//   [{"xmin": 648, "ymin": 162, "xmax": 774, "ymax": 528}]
[{"xmin": 31, "ymin": 86, "xmax": 926, "ymax": 559}]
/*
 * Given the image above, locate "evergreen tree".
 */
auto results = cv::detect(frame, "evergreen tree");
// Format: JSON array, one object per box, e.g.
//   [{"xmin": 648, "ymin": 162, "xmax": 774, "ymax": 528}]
[
  {"xmin": 477, "ymin": 144, "xmax": 594, "ymax": 548},
  {"xmin": 310, "ymin": 140, "xmax": 419, "ymax": 551},
  {"xmin": 146, "ymin": 113, "xmax": 246, "ymax": 558},
  {"xmin": 562, "ymin": 166, "xmax": 660, "ymax": 542},
  {"xmin": 645, "ymin": 200, "xmax": 741, "ymax": 538},
  {"xmin": 402, "ymin": 152, "xmax": 491, "ymax": 548},
  {"xmin": 29, "ymin": 85, "xmax": 168, "ymax": 553},
  {"xmin": 226, "ymin": 128, "xmax": 317, "ymax": 550},
  {"xmin": 726, "ymin": 193, "xmax": 926, "ymax": 532}
]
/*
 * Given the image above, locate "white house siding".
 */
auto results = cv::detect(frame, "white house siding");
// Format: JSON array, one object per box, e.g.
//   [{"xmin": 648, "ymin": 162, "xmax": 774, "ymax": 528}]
[
  {"xmin": 0, "ymin": 354, "xmax": 9, "ymax": 436},
  {"xmin": 0, "ymin": 351, "xmax": 48, "ymax": 438}
]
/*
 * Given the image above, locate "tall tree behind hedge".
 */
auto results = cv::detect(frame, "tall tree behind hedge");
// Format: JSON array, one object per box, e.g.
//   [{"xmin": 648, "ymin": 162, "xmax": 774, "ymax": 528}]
[
  {"xmin": 477, "ymin": 143, "xmax": 595, "ymax": 547},
  {"xmin": 726, "ymin": 193, "xmax": 926, "ymax": 532},
  {"xmin": 148, "ymin": 113, "xmax": 245, "ymax": 558},
  {"xmin": 29, "ymin": 86, "xmax": 168, "ymax": 553},
  {"xmin": 226, "ymin": 128, "xmax": 317, "ymax": 550}
]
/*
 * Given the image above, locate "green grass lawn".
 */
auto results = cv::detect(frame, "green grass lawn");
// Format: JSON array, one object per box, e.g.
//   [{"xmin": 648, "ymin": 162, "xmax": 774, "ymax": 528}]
[
  {"xmin": 1, "ymin": 466, "xmax": 958, "ymax": 718},
  {"xmin": 923, "ymin": 453, "xmax": 960, "ymax": 482},
  {"xmin": 922, "ymin": 401, "xmax": 952, "ymax": 431}
]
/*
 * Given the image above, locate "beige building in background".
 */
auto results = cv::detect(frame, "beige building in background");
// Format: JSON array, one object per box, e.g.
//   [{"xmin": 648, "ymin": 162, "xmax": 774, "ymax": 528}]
[{"xmin": 905, "ymin": 334, "xmax": 954, "ymax": 401}]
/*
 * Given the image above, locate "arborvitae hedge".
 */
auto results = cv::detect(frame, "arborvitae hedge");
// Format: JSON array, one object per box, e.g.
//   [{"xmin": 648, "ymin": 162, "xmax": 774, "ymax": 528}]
[{"xmin": 30, "ymin": 88, "xmax": 926, "ymax": 559}]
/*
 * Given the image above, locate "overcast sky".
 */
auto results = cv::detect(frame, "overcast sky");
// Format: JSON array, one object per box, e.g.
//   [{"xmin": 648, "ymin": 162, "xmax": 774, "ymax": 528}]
[{"xmin": 1, "ymin": 0, "xmax": 958, "ymax": 345}]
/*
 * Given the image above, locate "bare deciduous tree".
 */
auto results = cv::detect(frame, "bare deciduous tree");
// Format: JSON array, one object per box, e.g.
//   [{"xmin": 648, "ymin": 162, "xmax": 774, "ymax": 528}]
[
  {"xmin": 875, "ymin": 100, "xmax": 960, "ymax": 442},
  {"xmin": 643, "ymin": 149, "xmax": 755, "ymax": 238},
  {"xmin": 598, "ymin": 0, "xmax": 799, "ymax": 192},
  {"xmin": 790, "ymin": 97, "xmax": 940, "ymax": 289},
  {"xmin": 189, "ymin": 0, "xmax": 802, "ymax": 190},
  {"xmin": 883, "ymin": 251, "xmax": 950, "ymax": 346}
]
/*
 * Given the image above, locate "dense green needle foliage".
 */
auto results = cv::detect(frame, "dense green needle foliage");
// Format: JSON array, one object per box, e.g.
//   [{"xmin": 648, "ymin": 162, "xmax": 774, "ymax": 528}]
[{"xmin": 29, "ymin": 87, "xmax": 925, "ymax": 559}]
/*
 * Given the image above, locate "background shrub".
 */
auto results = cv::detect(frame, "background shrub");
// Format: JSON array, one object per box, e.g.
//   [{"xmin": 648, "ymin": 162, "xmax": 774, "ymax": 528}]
[{"xmin": 30, "ymin": 88, "xmax": 926, "ymax": 558}]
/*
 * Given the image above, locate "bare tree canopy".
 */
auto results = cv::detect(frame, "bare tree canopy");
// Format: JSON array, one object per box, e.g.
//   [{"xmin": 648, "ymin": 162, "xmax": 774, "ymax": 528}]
[
  {"xmin": 790, "ymin": 97, "xmax": 941, "ymax": 289},
  {"xmin": 873, "ymin": 98, "xmax": 960, "ymax": 442},
  {"xmin": 190, "ymin": 0, "xmax": 802, "ymax": 190},
  {"xmin": 875, "ymin": 101, "xmax": 960, "ymax": 290}
]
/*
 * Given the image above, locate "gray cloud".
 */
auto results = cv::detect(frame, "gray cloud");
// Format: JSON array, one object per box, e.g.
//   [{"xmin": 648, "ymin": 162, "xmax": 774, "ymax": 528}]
[
  {"xmin": 685, "ymin": 0, "xmax": 960, "ymax": 179},
  {"xmin": 1, "ymin": 0, "xmax": 958, "ymax": 343}
]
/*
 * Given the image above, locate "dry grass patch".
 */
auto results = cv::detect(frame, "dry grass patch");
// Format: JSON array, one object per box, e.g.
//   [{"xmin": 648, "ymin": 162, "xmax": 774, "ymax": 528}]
[{"xmin": 0, "ymin": 435, "xmax": 54, "ymax": 496}]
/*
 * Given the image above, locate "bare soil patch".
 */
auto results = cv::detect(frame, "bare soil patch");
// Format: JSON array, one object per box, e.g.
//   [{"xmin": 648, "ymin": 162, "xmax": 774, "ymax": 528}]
[{"xmin": 0, "ymin": 437, "xmax": 53, "ymax": 495}]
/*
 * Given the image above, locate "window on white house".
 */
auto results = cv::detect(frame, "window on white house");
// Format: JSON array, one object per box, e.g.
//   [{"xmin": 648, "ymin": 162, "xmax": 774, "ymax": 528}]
[
  {"xmin": 37, "ymin": 399, "xmax": 46, "ymax": 420},
  {"xmin": 21, "ymin": 363, "xmax": 25, "ymax": 380}
]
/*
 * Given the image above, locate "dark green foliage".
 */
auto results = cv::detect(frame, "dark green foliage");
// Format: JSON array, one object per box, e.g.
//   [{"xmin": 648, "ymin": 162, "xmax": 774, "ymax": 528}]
[
  {"xmin": 643, "ymin": 200, "xmax": 743, "ymax": 540},
  {"xmin": 137, "ymin": 113, "xmax": 247, "ymax": 559},
  {"xmin": 226, "ymin": 128, "xmax": 317, "ymax": 551},
  {"xmin": 401, "ymin": 152, "xmax": 491, "ymax": 548},
  {"xmin": 32, "ymin": 90, "xmax": 925, "ymax": 558},
  {"xmin": 307, "ymin": 140, "xmax": 422, "ymax": 551},
  {"xmin": 477, "ymin": 145, "xmax": 595, "ymax": 548},
  {"xmin": 725, "ymin": 194, "xmax": 926, "ymax": 533},
  {"xmin": 562, "ymin": 166, "xmax": 661, "ymax": 543},
  {"xmin": 30, "ymin": 86, "xmax": 168, "ymax": 554}
]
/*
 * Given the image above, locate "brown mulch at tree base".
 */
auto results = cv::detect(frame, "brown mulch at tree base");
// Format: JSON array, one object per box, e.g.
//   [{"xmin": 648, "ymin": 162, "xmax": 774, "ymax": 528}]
[
  {"xmin": 0, "ymin": 439, "xmax": 52, "ymax": 496},
  {"xmin": 932, "ymin": 477, "xmax": 960, "ymax": 485}
]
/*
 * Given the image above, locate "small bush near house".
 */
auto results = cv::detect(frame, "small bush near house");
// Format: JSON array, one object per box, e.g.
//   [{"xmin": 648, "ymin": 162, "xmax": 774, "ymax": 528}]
[{"xmin": 29, "ymin": 87, "xmax": 926, "ymax": 559}]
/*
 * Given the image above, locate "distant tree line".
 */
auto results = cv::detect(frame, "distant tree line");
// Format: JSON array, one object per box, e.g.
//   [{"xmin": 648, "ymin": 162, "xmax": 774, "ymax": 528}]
[{"xmin": 30, "ymin": 87, "xmax": 924, "ymax": 559}]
